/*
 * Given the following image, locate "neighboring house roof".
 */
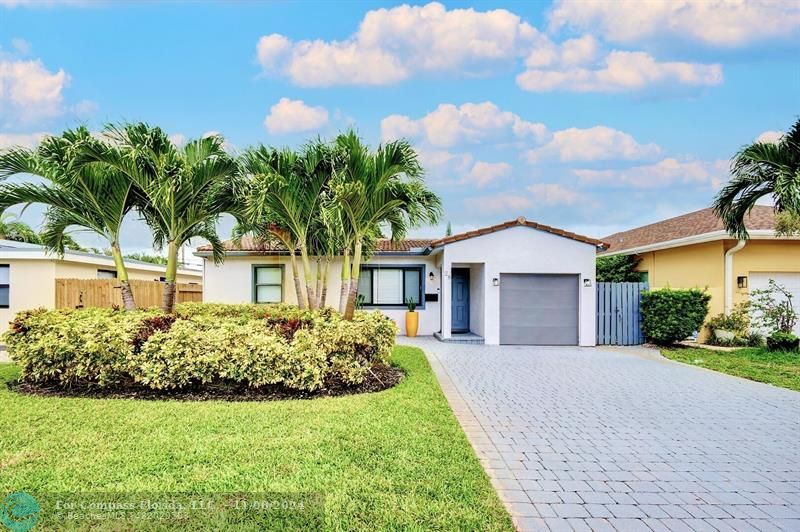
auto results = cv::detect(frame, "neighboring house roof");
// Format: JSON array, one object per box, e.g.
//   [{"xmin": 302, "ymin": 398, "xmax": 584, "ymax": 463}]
[
  {"xmin": 0, "ymin": 239, "xmax": 202, "ymax": 277},
  {"xmin": 600, "ymin": 206, "xmax": 779, "ymax": 256},
  {"xmin": 195, "ymin": 216, "xmax": 606, "ymax": 257}
]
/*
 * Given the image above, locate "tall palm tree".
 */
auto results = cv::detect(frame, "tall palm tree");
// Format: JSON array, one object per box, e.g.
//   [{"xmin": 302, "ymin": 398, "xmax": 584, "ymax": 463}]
[
  {"xmin": 86, "ymin": 123, "xmax": 238, "ymax": 313},
  {"xmin": 238, "ymin": 142, "xmax": 331, "ymax": 309},
  {"xmin": 713, "ymin": 118, "xmax": 800, "ymax": 238},
  {"xmin": 333, "ymin": 131, "xmax": 442, "ymax": 319},
  {"xmin": 0, "ymin": 127, "xmax": 139, "ymax": 309}
]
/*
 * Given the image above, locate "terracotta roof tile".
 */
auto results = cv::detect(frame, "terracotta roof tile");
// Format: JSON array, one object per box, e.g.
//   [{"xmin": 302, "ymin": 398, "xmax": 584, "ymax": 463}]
[
  {"xmin": 429, "ymin": 217, "xmax": 607, "ymax": 249},
  {"xmin": 197, "ymin": 236, "xmax": 433, "ymax": 254},
  {"xmin": 601, "ymin": 206, "xmax": 777, "ymax": 254},
  {"xmin": 376, "ymin": 239, "xmax": 433, "ymax": 251},
  {"xmin": 197, "ymin": 217, "xmax": 607, "ymax": 254}
]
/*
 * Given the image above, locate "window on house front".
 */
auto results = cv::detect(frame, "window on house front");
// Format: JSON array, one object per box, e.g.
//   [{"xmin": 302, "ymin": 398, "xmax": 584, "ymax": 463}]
[
  {"xmin": 253, "ymin": 266, "xmax": 283, "ymax": 303},
  {"xmin": 639, "ymin": 271, "xmax": 649, "ymax": 284},
  {"xmin": 0, "ymin": 265, "xmax": 8, "ymax": 308},
  {"xmin": 357, "ymin": 266, "xmax": 423, "ymax": 307},
  {"xmin": 97, "ymin": 269, "xmax": 117, "ymax": 279}
]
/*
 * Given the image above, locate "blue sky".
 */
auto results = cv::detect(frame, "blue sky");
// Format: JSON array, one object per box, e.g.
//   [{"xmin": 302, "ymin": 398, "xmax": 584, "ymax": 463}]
[{"xmin": 0, "ymin": 0, "xmax": 798, "ymax": 253}]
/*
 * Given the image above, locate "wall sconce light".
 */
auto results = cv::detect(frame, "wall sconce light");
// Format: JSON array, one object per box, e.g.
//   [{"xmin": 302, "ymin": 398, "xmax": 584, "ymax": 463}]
[
  {"xmin": 428, "ymin": 271, "xmax": 435, "ymax": 282},
  {"xmin": 492, "ymin": 277, "xmax": 499, "ymax": 286},
  {"xmin": 737, "ymin": 276, "xmax": 748, "ymax": 289},
  {"xmin": 583, "ymin": 278, "xmax": 592, "ymax": 287}
]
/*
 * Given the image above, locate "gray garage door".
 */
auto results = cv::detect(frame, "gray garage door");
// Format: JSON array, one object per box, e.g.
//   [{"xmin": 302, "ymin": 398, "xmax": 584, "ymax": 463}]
[{"xmin": 500, "ymin": 274, "xmax": 579, "ymax": 345}]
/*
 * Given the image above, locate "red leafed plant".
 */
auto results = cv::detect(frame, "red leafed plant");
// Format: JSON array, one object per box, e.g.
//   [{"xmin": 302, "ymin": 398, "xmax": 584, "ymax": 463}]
[{"xmin": 131, "ymin": 314, "xmax": 178, "ymax": 354}]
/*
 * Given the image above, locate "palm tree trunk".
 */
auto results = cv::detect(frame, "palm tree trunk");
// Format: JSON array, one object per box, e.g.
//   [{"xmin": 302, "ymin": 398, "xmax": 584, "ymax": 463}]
[
  {"xmin": 300, "ymin": 243, "xmax": 317, "ymax": 310},
  {"xmin": 110, "ymin": 241, "xmax": 136, "ymax": 310},
  {"xmin": 289, "ymin": 252, "xmax": 306, "ymax": 309},
  {"xmin": 339, "ymin": 247, "xmax": 350, "ymax": 314},
  {"xmin": 161, "ymin": 240, "xmax": 179, "ymax": 314},
  {"xmin": 315, "ymin": 258, "xmax": 323, "ymax": 308},
  {"xmin": 320, "ymin": 258, "xmax": 330, "ymax": 308},
  {"xmin": 344, "ymin": 239, "xmax": 363, "ymax": 320}
]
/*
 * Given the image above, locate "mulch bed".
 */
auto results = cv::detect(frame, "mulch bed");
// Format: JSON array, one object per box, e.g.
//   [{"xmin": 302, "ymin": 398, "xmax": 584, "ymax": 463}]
[{"xmin": 7, "ymin": 364, "xmax": 404, "ymax": 402}]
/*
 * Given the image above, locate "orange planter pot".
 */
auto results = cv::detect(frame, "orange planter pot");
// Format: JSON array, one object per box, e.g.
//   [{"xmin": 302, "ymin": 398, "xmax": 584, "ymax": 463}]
[{"xmin": 405, "ymin": 311, "xmax": 419, "ymax": 337}]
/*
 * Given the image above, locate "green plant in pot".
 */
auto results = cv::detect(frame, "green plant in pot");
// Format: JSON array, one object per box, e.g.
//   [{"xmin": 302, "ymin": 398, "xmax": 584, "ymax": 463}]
[
  {"xmin": 705, "ymin": 302, "xmax": 750, "ymax": 345},
  {"xmin": 750, "ymin": 280, "xmax": 799, "ymax": 351},
  {"xmin": 405, "ymin": 297, "xmax": 419, "ymax": 337}
]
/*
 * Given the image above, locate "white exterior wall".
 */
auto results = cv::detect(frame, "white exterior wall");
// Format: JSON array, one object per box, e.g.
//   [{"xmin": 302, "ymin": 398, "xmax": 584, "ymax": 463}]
[
  {"xmin": 203, "ymin": 254, "xmax": 441, "ymax": 336},
  {"xmin": 440, "ymin": 226, "xmax": 597, "ymax": 346}
]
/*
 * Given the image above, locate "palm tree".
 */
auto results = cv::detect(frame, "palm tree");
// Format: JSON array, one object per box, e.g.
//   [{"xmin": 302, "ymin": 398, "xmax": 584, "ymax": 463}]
[
  {"xmin": 0, "ymin": 127, "xmax": 139, "ymax": 309},
  {"xmin": 86, "ymin": 123, "xmax": 238, "ymax": 313},
  {"xmin": 333, "ymin": 131, "xmax": 442, "ymax": 319},
  {"xmin": 713, "ymin": 119, "xmax": 800, "ymax": 238},
  {"xmin": 238, "ymin": 142, "xmax": 331, "ymax": 309}
]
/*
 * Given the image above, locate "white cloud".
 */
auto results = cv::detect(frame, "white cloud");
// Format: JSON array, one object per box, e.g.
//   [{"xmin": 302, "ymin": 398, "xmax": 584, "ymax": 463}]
[
  {"xmin": 548, "ymin": 0, "xmax": 800, "ymax": 47},
  {"xmin": 263, "ymin": 98, "xmax": 329, "ymax": 134},
  {"xmin": 528, "ymin": 183, "xmax": 580, "ymax": 205},
  {"xmin": 461, "ymin": 161, "xmax": 512, "ymax": 187},
  {"xmin": 10, "ymin": 38, "xmax": 31, "ymax": 55},
  {"xmin": 756, "ymin": 130, "xmax": 783, "ymax": 144},
  {"xmin": 517, "ymin": 50, "xmax": 722, "ymax": 93},
  {"xmin": 381, "ymin": 101, "xmax": 547, "ymax": 148},
  {"xmin": 574, "ymin": 158, "xmax": 729, "ymax": 189},
  {"xmin": 465, "ymin": 193, "xmax": 531, "ymax": 213},
  {"xmin": 168, "ymin": 133, "xmax": 187, "ymax": 147},
  {"xmin": 70, "ymin": 98, "xmax": 97, "ymax": 117},
  {"xmin": 418, "ymin": 149, "xmax": 473, "ymax": 173},
  {"xmin": 525, "ymin": 126, "xmax": 661, "ymax": 162},
  {"xmin": 256, "ymin": 2, "xmax": 541, "ymax": 86},
  {"xmin": 0, "ymin": 131, "xmax": 49, "ymax": 149},
  {"xmin": 0, "ymin": 0, "xmax": 91, "ymax": 6},
  {"xmin": 0, "ymin": 58, "xmax": 70, "ymax": 122}
]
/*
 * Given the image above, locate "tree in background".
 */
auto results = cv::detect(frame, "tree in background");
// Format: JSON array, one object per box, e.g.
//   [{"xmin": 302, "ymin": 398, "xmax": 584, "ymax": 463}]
[
  {"xmin": 124, "ymin": 252, "xmax": 168, "ymax": 265},
  {"xmin": 0, "ymin": 127, "xmax": 139, "ymax": 309},
  {"xmin": 596, "ymin": 255, "xmax": 643, "ymax": 282},
  {"xmin": 713, "ymin": 118, "xmax": 800, "ymax": 238},
  {"xmin": 445, "ymin": 221, "xmax": 452, "ymax": 236}
]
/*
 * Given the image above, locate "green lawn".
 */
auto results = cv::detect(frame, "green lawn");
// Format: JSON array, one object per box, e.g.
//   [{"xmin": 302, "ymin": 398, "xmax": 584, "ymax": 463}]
[
  {"xmin": 661, "ymin": 346, "xmax": 800, "ymax": 392},
  {"xmin": 0, "ymin": 346, "xmax": 512, "ymax": 531}
]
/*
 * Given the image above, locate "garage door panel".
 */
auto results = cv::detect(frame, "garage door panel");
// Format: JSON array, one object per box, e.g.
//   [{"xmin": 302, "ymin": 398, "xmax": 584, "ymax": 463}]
[
  {"xmin": 500, "ymin": 273, "xmax": 578, "ymax": 345},
  {"xmin": 749, "ymin": 272, "xmax": 800, "ymax": 336}
]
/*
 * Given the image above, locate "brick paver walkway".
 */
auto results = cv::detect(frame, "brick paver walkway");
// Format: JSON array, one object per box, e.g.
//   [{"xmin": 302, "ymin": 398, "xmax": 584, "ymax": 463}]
[{"xmin": 403, "ymin": 338, "xmax": 800, "ymax": 532}]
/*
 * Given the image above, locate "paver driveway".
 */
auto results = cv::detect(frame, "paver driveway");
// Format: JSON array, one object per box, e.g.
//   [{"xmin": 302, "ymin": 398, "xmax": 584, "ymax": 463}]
[{"xmin": 403, "ymin": 338, "xmax": 800, "ymax": 532}]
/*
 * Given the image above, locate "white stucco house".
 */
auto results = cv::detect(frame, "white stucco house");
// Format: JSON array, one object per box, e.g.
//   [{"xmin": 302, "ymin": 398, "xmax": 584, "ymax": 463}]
[{"xmin": 196, "ymin": 217, "xmax": 607, "ymax": 346}]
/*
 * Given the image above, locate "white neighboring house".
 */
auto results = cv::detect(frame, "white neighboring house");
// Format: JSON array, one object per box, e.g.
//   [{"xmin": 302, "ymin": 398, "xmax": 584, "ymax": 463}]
[
  {"xmin": 0, "ymin": 239, "xmax": 202, "ymax": 334},
  {"xmin": 196, "ymin": 217, "xmax": 606, "ymax": 346}
]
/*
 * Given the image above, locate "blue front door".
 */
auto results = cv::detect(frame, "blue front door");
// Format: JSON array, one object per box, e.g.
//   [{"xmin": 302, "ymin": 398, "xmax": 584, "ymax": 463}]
[{"xmin": 451, "ymin": 268, "xmax": 470, "ymax": 333}]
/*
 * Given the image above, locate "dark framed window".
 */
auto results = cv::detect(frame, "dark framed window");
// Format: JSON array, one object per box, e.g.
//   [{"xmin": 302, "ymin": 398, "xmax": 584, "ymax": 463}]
[
  {"xmin": 253, "ymin": 265, "xmax": 284, "ymax": 303},
  {"xmin": 357, "ymin": 265, "xmax": 424, "ymax": 308},
  {"xmin": 97, "ymin": 269, "xmax": 117, "ymax": 279},
  {"xmin": 0, "ymin": 265, "xmax": 8, "ymax": 309},
  {"xmin": 639, "ymin": 271, "xmax": 649, "ymax": 284}
]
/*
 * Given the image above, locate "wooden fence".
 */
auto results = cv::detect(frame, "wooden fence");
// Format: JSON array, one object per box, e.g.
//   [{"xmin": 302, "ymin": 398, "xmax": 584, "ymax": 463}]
[
  {"xmin": 55, "ymin": 279, "xmax": 202, "ymax": 309},
  {"xmin": 596, "ymin": 282, "xmax": 648, "ymax": 345}
]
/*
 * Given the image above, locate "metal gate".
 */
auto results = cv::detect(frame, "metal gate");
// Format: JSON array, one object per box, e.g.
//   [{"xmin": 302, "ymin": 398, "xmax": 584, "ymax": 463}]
[{"xmin": 596, "ymin": 282, "xmax": 648, "ymax": 345}]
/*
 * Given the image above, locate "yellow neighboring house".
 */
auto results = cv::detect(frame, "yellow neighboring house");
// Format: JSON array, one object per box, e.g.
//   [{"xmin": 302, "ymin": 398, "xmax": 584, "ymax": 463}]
[
  {"xmin": 0, "ymin": 239, "xmax": 202, "ymax": 335},
  {"xmin": 599, "ymin": 206, "xmax": 800, "ymax": 340}
]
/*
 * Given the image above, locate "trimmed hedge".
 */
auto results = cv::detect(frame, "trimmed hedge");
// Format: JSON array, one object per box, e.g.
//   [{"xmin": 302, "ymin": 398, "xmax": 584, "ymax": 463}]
[
  {"xmin": 640, "ymin": 288, "xmax": 711, "ymax": 345},
  {"xmin": 4, "ymin": 303, "xmax": 397, "ymax": 391}
]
